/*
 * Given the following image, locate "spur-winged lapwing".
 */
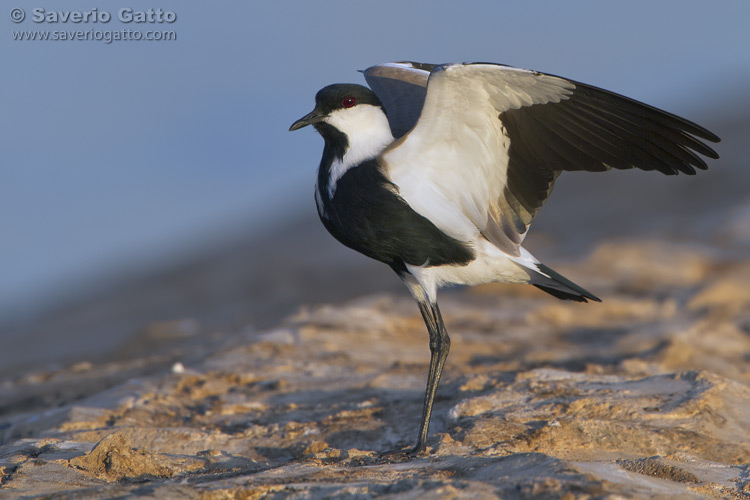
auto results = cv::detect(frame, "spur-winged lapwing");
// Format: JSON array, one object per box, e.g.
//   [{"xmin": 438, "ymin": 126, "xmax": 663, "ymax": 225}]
[{"xmin": 289, "ymin": 62, "xmax": 720, "ymax": 454}]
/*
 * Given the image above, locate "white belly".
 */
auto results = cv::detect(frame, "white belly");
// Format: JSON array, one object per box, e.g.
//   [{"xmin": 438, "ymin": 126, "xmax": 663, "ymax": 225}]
[{"xmin": 405, "ymin": 238, "xmax": 536, "ymax": 302}]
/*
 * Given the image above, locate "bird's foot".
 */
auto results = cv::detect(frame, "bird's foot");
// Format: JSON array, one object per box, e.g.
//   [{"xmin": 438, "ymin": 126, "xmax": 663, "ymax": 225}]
[{"xmin": 377, "ymin": 442, "xmax": 430, "ymax": 462}]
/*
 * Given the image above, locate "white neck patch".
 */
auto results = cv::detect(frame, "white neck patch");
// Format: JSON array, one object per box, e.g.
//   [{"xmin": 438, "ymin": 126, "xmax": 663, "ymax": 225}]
[{"xmin": 324, "ymin": 104, "xmax": 393, "ymax": 197}]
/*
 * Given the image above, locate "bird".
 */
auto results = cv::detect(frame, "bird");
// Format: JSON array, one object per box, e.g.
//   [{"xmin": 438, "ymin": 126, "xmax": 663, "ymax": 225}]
[{"xmin": 289, "ymin": 61, "xmax": 720, "ymax": 454}]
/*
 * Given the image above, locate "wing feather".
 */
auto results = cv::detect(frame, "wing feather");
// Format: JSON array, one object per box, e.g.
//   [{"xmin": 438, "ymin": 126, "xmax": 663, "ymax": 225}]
[
  {"xmin": 366, "ymin": 62, "xmax": 720, "ymax": 257},
  {"xmin": 363, "ymin": 62, "xmax": 432, "ymax": 138}
]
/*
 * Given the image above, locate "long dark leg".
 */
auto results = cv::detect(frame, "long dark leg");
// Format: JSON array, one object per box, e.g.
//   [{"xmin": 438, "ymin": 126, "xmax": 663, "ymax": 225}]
[{"xmin": 411, "ymin": 299, "xmax": 450, "ymax": 453}]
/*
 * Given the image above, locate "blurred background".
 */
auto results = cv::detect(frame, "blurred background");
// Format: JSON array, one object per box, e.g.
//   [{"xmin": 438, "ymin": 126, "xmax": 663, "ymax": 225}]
[{"xmin": 2, "ymin": 0, "xmax": 749, "ymax": 378}]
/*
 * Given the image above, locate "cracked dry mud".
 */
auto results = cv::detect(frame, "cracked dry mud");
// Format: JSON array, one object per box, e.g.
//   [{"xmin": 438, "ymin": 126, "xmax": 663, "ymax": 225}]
[{"xmin": 1, "ymin": 234, "xmax": 750, "ymax": 499}]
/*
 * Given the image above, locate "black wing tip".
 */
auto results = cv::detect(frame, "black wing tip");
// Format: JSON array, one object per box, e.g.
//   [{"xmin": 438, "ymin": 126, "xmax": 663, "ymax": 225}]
[
  {"xmin": 705, "ymin": 134, "xmax": 721, "ymax": 144},
  {"xmin": 701, "ymin": 145, "xmax": 720, "ymax": 159},
  {"xmin": 683, "ymin": 128, "xmax": 720, "ymax": 159},
  {"xmin": 571, "ymin": 79, "xmax": 721, "ymax": 150},
  {"xmin": 692, "ymin": 127, "xmax": 721, "ymax": 144}
]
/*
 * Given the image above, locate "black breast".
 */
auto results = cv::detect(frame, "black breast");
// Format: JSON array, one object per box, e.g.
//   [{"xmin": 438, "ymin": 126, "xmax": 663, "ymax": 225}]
[{"xmin": 318, "ymin": 159, "xmax": 475, "ymax": 274}]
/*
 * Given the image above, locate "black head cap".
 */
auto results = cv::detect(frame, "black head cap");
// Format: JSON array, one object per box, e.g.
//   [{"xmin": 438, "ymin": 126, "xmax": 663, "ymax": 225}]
[
  {"xmin": 289, "ymin": 84, "xmax": 383, "ymax": 131},
  {"xmin": 313, "ymin": 84, "xmax": 382, "ymax": 114}
]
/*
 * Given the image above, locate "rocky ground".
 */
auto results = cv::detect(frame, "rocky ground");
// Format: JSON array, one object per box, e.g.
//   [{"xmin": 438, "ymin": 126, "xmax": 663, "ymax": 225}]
[{"xmin": 2, "ymin": 224, "xmax": 750, "ymax": 498}]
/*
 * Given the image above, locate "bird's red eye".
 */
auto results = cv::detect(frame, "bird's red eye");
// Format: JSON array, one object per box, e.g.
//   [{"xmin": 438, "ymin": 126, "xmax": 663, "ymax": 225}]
[{"xmin": 342, "ymin": 96, "xmax": 356, "ymax": 108}]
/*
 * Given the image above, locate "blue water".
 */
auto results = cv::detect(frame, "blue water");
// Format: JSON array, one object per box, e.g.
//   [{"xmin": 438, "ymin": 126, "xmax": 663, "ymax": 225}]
[{"xmin": 2, "ymin": 0, "xmax": 749, "ymax": 324}]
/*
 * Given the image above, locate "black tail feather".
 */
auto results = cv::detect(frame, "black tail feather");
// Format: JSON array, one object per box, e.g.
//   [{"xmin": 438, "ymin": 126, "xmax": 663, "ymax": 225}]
[
  {"xmin": 533, "ymin": 284, "xmax": 591, "ymax": 302},
  {"xmin": 532, "ymin": 263, "xmax": 602, "ymax": 303}
]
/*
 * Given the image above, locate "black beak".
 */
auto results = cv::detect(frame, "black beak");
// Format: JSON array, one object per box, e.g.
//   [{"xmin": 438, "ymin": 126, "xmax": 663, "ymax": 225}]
[{"xmin": 289, "ymin": 109, "xmax": 326, "ymax": 131}]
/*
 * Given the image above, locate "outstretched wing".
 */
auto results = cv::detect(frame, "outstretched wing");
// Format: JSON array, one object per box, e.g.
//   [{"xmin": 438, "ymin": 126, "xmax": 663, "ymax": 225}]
[{"xmin": 369, "ymin": 62, "xmax": 720, "ymax": 256}]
